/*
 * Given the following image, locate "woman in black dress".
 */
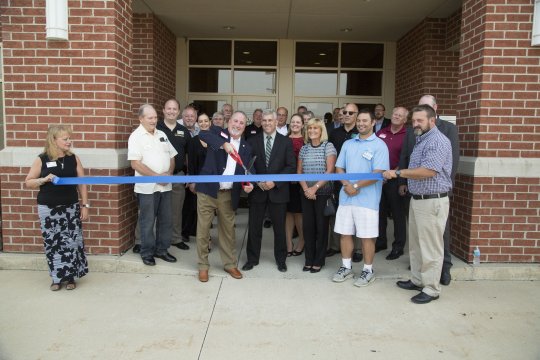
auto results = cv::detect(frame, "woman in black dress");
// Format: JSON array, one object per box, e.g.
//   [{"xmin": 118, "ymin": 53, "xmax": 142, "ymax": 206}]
[{"xmin": 25, "ymin": 125, "xmax": 89, "ymax": 291}]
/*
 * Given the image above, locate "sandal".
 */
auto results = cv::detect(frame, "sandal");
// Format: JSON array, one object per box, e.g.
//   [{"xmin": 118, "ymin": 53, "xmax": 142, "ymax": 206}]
[
  {"xmin": 287, "ymin": 251, "xmax": 293, "ymax": 257},
  {"xmin": 292, "ymin": 249, "xmax": 304, "ymax": 256},
  {"xmin": 50, "ymin": 282, "xmax": 61, "ymax": 291},
  {"xmin": 66, "ymin": 280, "xmax": 76, "ymax": 290}
]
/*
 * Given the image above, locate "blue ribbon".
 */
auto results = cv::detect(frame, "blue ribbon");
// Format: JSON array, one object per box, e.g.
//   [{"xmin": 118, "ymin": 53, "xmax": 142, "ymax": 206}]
[{"xmin": 53, "ymin": 173, "xmax": 383, "ymax": 185}]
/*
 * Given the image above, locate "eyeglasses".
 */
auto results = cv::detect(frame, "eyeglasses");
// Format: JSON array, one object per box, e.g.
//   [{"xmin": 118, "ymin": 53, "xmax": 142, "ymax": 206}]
[{"xmin": 342, "ymin": 111, "xmax": 357, "ymax": 116}]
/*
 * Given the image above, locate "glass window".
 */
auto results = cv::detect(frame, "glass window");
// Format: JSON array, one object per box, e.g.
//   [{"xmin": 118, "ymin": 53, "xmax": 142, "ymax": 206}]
[
  {"xmin": 295, "ymin": 42, "xmax": 338, "ymax": 68},
  {"xmin": 295, "ymin": 71, "xmax": 337, "ymax": 96},
  {"xmin": 189, "ymin": 100, "xmax": 219, "ymax": 116},
  {"xmin": 297, "ymin": 102, "xmax": 334, "ymax": 120},
  {"xmin": 234, "ymin": 41, "xmax": 277, "ymax": 66},
  {"xmin": 339, "ymin": 71, "xmax": 382, "ymax": 96},
  {"xmin": 341, "ymin": 43, "xmax": 384, "ymax": 68},
  {"xmin": 189, "ymin": 40, "xmax": 231, "ymax": 65},
  {"xmin": 189, "ymin": 68, "xmax": 231, "ymax": 93},
  {"xmin": 234, "ymin": 69, "xmax": 276, "ymax": 94}
]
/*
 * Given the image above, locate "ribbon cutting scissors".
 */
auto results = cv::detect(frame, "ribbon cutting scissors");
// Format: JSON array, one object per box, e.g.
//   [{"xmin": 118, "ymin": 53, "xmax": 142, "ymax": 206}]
[{"xmin": 229, "ymin": 150, "xmax": 256, "ymax": 189}]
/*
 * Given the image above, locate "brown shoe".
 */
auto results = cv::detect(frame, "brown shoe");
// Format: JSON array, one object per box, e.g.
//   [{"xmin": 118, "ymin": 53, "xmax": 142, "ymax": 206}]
[
  {"xmin": 224, "ymin": 267, "xmax": 243, "ymax": 279},
  {"xmin": 198, "ymin": 269, "xmax": 209, "ymax": 282}
]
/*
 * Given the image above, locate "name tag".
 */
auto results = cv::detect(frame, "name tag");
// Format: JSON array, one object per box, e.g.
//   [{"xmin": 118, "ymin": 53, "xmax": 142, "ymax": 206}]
[
  {"xmin": 362, "ymin": 151, "xmax": 373, "ymax": 160},
  {"xmin": 220, "ymin": 131, "xmax": 228, "ymax": 139},
  {"xmin": 175, "ymin": 130, "xmax": 184, "ymax": 137},
  {"xmin": 251, "ymin": 130, "xmax": 256, "ymax": 134},
  {"xmin": 46, "ymin": 161, "xmax": 57, "ymax": 168},
  {"xmin": 379, "ymin": 133, "xmax": 386, "ymax": 139},
  {"xmin": 159, "ymin": 137, "xmax": 167, "ymax": 142}
]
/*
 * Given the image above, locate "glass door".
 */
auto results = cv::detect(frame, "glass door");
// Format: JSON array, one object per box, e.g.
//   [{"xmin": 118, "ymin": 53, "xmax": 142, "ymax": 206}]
[{"xmin": 233, "ymin": 96, "xmax": 275, "ymax": 124}]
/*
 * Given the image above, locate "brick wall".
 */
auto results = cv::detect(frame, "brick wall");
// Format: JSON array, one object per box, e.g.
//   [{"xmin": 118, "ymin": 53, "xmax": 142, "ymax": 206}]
[
  {"xmin": 1, "ymin": 0, "xmax": 137, "ymax": 255},
  {"xmin": 454, "ymin": 0, "xmax": 540, "ymax": 263},
  {"xmin": 395, "ymin": 11, "xmax": 461, "ymax": 115},
  {"xmin": 132, "ymin": 13, "xmax": 176, "ymax": 117}
]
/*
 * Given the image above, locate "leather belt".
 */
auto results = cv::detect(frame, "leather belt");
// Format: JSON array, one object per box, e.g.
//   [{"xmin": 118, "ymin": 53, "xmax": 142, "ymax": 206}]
[{"xmin": 412, "ymin": 192, "xmax": 448, "ymax": 200}]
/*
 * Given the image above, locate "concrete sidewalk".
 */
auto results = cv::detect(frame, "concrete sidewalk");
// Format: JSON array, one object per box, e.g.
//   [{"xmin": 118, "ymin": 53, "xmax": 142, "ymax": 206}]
[{"xmin": 1, "ymin": 209, "xmax": 539, "ymax": 359}]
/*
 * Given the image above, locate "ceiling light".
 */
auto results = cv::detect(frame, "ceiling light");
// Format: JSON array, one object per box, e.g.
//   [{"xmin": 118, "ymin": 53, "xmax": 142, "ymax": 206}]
[
  {"xmin": 243, "ymin": 51, "xmax": 250, "ymax": 55},
  {"xmin": 319, "ymin": 53, "xmax": 326, "ymax": 56},
  {"xmin": 340, "ymin": 28, "xmax": 352, "ymax": 32},
  {"xmin": 223, "ymin": 25, "xmax": 235, "ymax": 30},
  {"xmin": 314, "ymin": 62, "xmax": 320, "ymax": 65},
  {"xmin": 245, "ymin": 60, "xmax": 253, "ymax": 64}
]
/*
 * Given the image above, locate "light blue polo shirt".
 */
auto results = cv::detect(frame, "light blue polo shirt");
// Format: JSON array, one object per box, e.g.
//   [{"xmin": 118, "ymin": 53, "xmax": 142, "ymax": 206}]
[{"xmin": 335, "ymin": 133, "xmax": 389, "ymax": 210}]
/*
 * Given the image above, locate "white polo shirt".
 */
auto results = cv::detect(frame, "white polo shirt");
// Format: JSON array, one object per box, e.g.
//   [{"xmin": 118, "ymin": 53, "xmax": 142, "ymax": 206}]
[{"xmin": 128, "ymin": 124, "xmax": 177, "ymax": 194}]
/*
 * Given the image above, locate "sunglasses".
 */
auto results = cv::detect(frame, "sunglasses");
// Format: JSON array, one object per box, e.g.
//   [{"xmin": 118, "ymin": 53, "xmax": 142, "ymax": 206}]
[{"xmin": 342, "ymin": 111, "xmax": 357, "ymax": 116}]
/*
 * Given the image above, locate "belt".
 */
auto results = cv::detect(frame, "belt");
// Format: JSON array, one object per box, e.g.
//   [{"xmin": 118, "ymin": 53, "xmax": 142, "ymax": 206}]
[
  {"xmin": 412, "ymin": 192, "xmax": 448, "ymax": 200},
  {"xmin": 218, "ymin": 189, "xmax": 232, "ymax": 192}
]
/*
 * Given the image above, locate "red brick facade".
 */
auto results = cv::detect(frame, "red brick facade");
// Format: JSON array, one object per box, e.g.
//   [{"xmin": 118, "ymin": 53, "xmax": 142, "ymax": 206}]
[
  {"xmin": 132, "ymin": 13, "xmax": 176, "ymax": 117},
  {"xmin": 397, "ymin": 0, "xmax": 539, "ymax": 263},
  {"xmin": 0, "ymin": 0, "xmax": 138, "ymax": 254}
]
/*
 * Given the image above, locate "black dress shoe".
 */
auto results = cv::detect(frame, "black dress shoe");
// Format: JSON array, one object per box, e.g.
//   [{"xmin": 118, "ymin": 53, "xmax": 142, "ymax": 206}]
[
  {"xmin": 302, "ymin": 266, "xmax": 312, "ymax": 272},
  {"xmin": 172, "ymin": 242, "xmax": 189, "ymax": 250},
  {"xmin": 326, "ymin": 248, "xmax": 340, "ymax": 257},
  {"xmin": 277, "ymin": 263, "xmax": 287, "ymax": 272},
  {"xmin": 440, "ymin": 270, "xmax": 452, "ymax": 286},
  {"xmin": 242, "ymin": 262, "xmax": 257, "ymax": 271},
  {"xmin": 132, "ymin": 244, "xmax": 141, "ymax": 253},
  {"xmin": 396, "ymin": 280, "xmax": 423, "ymax": 291},
  {"xmin": 375, "ymin": 244, "xmax": 388, "ymax": 253},
  {"xmin": 411, "ymin": 292, "xmax": 439, "ymax": 304},
  {"xmin": 154, "ymin": 252, "xmax": 177, "ymax": 263},
  {"xmin": 386, "ymin": 249, "xmax": 404, "ymax": 260},
  {"xmin": 142, "ymin": 256, "xmax": 155, "ymax": 266},
  {"xmin": 352, "ymin": 252, "xmax": 363, "ymax": 263},
  {"xmin": 310, "ymin": 266, "xmax": 322, "ymax": 273},
  {"xmin": 263, "ymin": 219, "xmax": 272, "ymax": 228}
]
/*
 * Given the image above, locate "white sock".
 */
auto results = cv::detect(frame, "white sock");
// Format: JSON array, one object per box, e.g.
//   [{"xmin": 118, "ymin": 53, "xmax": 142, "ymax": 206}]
[
  {"xmin": 342, "ymin": 258, "xmax": 352, "ymax": 269},
  {"xmin": 363, "ymin": 264, "xmax": 373, "ymax": 272}
]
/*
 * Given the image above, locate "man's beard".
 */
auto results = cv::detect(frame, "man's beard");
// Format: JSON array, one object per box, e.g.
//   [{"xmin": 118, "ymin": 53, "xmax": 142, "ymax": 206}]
[
  {"xmin": 414, "ymin": 127, "xmax": 426, "ymax": 136},
  {"xmin": 230, "ymin": 128, "xmax": 241, "ymax": 137}
]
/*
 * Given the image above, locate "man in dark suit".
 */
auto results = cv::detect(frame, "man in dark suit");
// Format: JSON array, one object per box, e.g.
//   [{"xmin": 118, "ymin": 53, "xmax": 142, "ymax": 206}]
[
  {"xmin": 374, "ymin": 103, "xmax": 391, "ymax": 133},
  {"xmin": 196, "ymin": 111, "xmax": 255, "ymax": 282},
  {"xmin": 398, "ymin": 95, "xmax": 460, "ymax": 286},
  {"xmin": 243, "ymin": 109, "xmax": 296, "ymax": 272}
]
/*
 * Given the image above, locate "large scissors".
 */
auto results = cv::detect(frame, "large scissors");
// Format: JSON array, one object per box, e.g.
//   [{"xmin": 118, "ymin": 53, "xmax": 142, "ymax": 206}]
[{"xmin": 229, "ymin": 150, "xmax": 256, "ymax": 188}]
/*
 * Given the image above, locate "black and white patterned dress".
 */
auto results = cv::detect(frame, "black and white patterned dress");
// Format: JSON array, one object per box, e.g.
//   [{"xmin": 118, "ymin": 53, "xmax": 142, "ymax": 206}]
[{"xmin": 37, "ymin": 154, "xmax": 88, "ymax": 283}]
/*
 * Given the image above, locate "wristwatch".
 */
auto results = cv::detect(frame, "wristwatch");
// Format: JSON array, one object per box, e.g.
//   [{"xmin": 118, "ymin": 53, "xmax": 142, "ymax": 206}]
[
  {"xmin": 396, "ymin": 170, "xmax": 401, "ymax": 178},
  {"xmin": 81, "ymin": 203, "xmax": 90, "ymax": 208},
  {"xmin": 352, "ymin": 183, "xmax": 359, "ymax": 189}
]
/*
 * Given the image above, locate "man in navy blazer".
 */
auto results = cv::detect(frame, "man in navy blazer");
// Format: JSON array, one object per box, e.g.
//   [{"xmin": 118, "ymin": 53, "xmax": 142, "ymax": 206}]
[
  {"xmin": 242, "ymin": 109, "xmax": 296, "ymax": 272},
  {"xmin": 196, "ymin": 111, "xmax": 254, "ymax": 282}
]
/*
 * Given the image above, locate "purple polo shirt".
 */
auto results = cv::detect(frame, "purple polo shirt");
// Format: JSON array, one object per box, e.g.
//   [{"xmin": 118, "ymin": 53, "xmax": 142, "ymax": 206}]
[{"xmin": 376, "ymin": 126, "xmax": 406, "ymax": 169}]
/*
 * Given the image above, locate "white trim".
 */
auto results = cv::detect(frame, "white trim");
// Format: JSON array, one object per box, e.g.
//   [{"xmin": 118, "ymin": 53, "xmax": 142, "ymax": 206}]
[
  {"xmin": 0, "ymin": 147, "xmax": 129, "ymax": 169},
  {"xmin": 459, "ymin": 157, "xmax": 540, "ymax": 178}
]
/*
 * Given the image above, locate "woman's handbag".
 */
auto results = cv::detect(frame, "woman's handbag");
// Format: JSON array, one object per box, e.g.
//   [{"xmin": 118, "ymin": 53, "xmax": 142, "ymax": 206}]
[{"xmin": 323, "ymin": 194, "xmax": 336, "ymax": 216}]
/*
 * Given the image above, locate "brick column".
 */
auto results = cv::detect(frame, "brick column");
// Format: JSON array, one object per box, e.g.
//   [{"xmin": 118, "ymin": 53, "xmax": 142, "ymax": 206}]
[
  {"xmin": 454, "ymin": 0, "xmax": 540, "ymax": 263},
  {"xmin": 132, "ymin": 13, "xmax": 176, "ymax": 117},
  {"xmin": 0, "ymin": 0, "xmax": 136, "ymax": 254}
]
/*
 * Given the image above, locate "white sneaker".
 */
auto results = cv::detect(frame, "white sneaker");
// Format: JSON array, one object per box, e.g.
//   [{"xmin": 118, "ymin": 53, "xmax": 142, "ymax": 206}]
[
  {"xmin": 354, "ymin": 269, "xmax": 375, "ymax": 287},
  {"xmin": 332, "ymin": 266, "xmax": 353, "ymax": 282}
]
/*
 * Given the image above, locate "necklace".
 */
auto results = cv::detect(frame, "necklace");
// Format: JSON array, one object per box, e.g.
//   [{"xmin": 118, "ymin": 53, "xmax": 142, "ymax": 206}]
[{"xmin": 57, "ymin": 157, "xmax": 65, "ymax": 170}]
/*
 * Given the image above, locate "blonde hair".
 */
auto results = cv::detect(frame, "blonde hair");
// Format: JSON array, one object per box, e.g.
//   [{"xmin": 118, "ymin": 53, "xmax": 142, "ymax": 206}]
[
  {"xmin": 43, "ymin": 125, "xmax": 73, "ymax": 160},
  {"xmin": 304, "ymin": 118, "xmax": 329, "ymax": 143}
]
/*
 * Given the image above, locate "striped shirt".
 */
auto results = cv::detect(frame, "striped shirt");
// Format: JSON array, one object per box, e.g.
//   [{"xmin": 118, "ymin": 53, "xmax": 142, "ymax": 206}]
[{"xmin": 408, "ymin": 126, "xmax": 453, "ymax": 195}]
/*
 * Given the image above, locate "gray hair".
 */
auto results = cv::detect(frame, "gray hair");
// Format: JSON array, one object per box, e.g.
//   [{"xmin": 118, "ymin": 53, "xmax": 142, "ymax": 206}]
[
  {"xmin": 138, "ymin": 103, "xmax": 154, "ymax": 117},
  {"xmin": 262, "ymin": 109, "xmax": 277, "ymax": 119}
]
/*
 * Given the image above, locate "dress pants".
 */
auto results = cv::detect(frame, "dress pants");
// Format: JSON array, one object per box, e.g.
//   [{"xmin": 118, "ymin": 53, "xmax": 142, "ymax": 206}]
[
  {"xmin": 377, "ymin": 179, "xmax": 407, "ymax": 251},
  {"xmin": 171, "ymin": 175, "xmax": 186, "ymax": 244},
  {"xmin": 301, "ymin": 194, "xmax": 329, "ymax": 267},
  {"xmin": 196, "ymin": 191, "xmax": 237, "ymax": 271},
  {"xmin": 182, "ymin": 188, "xmax": 197, "ymax": 239},
  {"xmin": 247, "ymin": 201, "xmax": 287, "ymax": 265},
  {"xmin": 137, "ymin": 191, "xmax": 172, "ymax": 258},
  {"xmin": 408, "ymin": 197, "xmax": 449, "ymax": 297}
]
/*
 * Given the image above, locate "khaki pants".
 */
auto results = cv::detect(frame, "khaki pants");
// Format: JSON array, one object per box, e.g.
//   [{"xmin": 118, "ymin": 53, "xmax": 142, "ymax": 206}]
[
  {"xmin": 408, "ymin": 197, "xmax": 449, "ymax": 297},
  {"xmin": 171, "ymin": 181, "xmax": 186, "ymax": 244},
  {"xmin": 196, "ymin": 191, "xmax": 237, "ymax": 270}
]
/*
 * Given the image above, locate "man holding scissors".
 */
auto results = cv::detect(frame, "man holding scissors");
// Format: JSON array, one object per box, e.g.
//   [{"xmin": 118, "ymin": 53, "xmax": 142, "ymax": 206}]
[{"xmin": 196, "ymin": 111, "xmax": 254, "ymax": 282}]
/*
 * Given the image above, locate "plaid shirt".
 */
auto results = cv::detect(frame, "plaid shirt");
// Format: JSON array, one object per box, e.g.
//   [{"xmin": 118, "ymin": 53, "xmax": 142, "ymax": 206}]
[{"xmin": 408, "ymin": 126, "xmax": 453, "ymax": 195}]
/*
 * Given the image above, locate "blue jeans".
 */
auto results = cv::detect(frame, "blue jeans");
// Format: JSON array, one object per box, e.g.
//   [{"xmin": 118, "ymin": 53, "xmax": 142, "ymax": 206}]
[{"xmin": 137, "ymin": 191, "xmax": 172, "ymax": 258}]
